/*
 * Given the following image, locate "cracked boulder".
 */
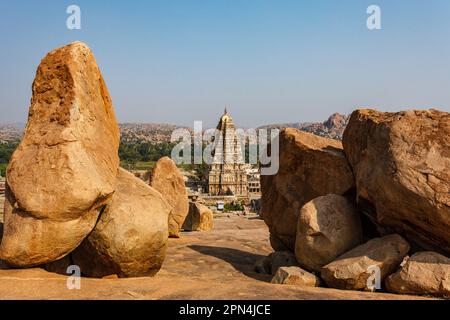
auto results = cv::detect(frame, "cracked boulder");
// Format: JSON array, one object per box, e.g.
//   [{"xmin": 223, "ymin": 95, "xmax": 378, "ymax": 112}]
[{"xmin": 343, "ymin": 109, "xmax": 450, "ymax": 254}]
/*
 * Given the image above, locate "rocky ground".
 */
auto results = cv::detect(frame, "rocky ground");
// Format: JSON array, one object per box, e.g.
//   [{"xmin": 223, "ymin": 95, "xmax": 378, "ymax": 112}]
[{"xmin": 0, "ymin": 215, "xmax": 430, "ymax": 300}]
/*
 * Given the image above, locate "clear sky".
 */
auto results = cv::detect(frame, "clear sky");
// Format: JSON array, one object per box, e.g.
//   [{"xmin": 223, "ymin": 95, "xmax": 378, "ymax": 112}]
[{"xmin": 0, "ymin": 0, "xmax": 449, "ymax": 128}]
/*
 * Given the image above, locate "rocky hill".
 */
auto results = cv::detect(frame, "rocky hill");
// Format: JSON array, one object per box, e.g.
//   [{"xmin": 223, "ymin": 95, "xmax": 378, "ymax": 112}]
[
  {"xmin": 260, "ymin": 113, "xmax": 349, "ymax": 140},
  {"xmin": 0, "ymin": 123, "xmax": 189, "ymax": 144},
  {"xmin": 0, "ymin": 124, "xmax": 24, "ymax": 143},
  {"xmin": 0, "ymin": 113, "xmax": 348, "ymax": 143},
  {"xmin": 119, "ymin": 123, "xmax": 190, "ymax": 143}
]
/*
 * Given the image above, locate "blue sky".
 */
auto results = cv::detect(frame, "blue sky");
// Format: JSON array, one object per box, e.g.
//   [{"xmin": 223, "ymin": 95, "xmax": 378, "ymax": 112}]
[{"xmin": 0, "ymin": 0, "xmax": 449, "ymax": 127}]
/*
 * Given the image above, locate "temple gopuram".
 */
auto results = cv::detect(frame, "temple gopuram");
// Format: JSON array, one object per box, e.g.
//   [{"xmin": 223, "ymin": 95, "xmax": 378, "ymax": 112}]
[{"xmin": 208, "ymin": 109, "xmax": 249, "ymax": 198}]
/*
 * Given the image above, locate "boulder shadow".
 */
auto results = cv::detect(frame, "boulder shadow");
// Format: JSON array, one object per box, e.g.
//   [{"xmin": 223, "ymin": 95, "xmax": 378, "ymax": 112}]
[{"xmin": 188, "ymin": 245, "xmax": 272, "ymax": 282}]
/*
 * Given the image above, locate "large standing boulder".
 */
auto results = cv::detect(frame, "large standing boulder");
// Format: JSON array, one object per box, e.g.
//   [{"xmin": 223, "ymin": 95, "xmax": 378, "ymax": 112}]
[
  {"xmin": 149, "ymin": 157, "xmax": 189, "ymax": 238},
  {"xmin": 261, "ymin": 128, "xmax": 355, "ymax": 251},
  {"xmin": 295, "ymin": 194, "xmax": 362, "ymax": 272},
  {"xmin": 0, "ymin": 42, "xmax": 120, "ymax": 267},
  {"xmin": 71, "ymin": 168, "xmax": 170, "ymax": 278},
  {"xmin": 182, "ymin": 202, "xmax": 214, "ymax": 232},
  {"xmin": 385, "ymin": 252, "xmax": 450, "ymax": 297},
  {"xmin": 321, "ymin": 234, "xmax": 410, "ymax": 291},
  {"xmin": 343, "ymin": 109, "xmax": 450, "ymax": 254}
]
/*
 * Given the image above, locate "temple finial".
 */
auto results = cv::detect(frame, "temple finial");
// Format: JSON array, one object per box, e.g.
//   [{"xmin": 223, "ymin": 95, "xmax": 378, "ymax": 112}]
[{"xmin": 224, "ymin": 106, "xmax": 228, "ymax": 114}]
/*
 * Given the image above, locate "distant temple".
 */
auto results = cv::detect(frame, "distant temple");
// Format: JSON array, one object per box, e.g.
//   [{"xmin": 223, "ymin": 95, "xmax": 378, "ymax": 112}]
[{"xmin": 208, "ymin": 109, "xmax": 249, "ymax": 197}]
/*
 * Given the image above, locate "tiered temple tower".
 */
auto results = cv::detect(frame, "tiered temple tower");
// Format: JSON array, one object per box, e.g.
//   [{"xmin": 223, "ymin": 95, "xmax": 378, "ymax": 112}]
[{"xmin": 208, "ymin": 109, "xmax": 248, "ymax": 197}]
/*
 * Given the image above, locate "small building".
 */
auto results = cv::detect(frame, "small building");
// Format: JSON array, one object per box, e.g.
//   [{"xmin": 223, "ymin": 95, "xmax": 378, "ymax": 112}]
[
  {"xmin": 216, "ymin": 201, "xmax": 225, "ymax": 211},
  {"xmin": 246, "ymin": 167, "xmax": 261, "ymax": 194}
]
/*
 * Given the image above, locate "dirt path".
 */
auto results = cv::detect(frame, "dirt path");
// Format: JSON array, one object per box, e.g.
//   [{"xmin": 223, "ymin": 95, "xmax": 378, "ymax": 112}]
[{"xmin": 0, "ymin": 215, "xmax": 429, "ymax": 300}]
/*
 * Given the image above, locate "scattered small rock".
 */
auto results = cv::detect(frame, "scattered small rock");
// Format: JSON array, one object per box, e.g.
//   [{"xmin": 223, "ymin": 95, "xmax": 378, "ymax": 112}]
[
  {"xmin": 385, "ymin": 251, "xmax": 450, "ymax": 298},
  {"xmin": 321, "ymin": 234, "xmax": 410, "ymax": 291},
  {"xmin": 271, "ymin": 266, "xmax": 321, "ymax": 287}
]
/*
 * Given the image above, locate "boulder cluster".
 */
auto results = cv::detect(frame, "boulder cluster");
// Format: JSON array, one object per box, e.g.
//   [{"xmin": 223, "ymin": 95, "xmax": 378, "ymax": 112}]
[
  {"xmin": 0, "ymin": 42, "xmax": 209, "ymax": 278},
  {"xmin": 260, "ymin": 109, "xmax": 450, "ymax": 298}
]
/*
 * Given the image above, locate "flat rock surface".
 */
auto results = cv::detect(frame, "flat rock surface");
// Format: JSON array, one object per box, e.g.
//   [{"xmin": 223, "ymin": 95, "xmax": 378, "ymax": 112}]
[{"xmin": 0, "ymin": 215, "xmax": 430, "ymax": 300}]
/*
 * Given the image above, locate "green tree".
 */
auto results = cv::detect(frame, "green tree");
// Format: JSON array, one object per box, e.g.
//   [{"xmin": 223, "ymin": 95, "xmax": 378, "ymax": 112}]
[
  {"xmin": 224, "ymin": 202, "xmax": 244, "ymax": 212},
  {"xmin": 0, "ymin": 142, "xmax": 18, "ymax": 177},
  {"xmin": 0, "ymin": 163, "xmax": 7, "ymax": 177},
  {"xmin": 118, "ymin": 141, "xmax": 176, "ymax": 170}
]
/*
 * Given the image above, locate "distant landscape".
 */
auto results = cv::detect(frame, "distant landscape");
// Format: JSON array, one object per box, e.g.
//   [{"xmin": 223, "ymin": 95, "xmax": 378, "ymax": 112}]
[
  {"xmin": 0, "ymin": 112, "xmax": 347, "ymax": 177},
  {"xmin": 0, "ymin": 113, "xmax": 348, "ymax": 144}
]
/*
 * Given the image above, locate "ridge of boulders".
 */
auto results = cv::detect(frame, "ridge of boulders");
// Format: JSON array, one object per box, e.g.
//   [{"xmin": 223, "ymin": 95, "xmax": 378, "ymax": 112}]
[{"xmin": 260, "ymin": 108, "xmax": 450, "ymax": 298}]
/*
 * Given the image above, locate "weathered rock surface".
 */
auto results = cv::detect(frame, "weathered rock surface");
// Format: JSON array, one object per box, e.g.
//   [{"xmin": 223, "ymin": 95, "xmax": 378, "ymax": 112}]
[
  {"xmin": 149, "ymin": 157, "xmax": 189, "ymax": 238},
  {"xmin": 261, "ymin": 128, "xmax": 355, "ymax": 251},
  {"xmin": 271, "ymin": 266, "xmax": 321, "ymax": 287},
  {"xmin": 183, "ymin": 202, "xmax": 214, "ymax": 232},
  {"xmin": 386, "ymin": 252, "xmax": 450, "ymax": 297},
  {"xmin": 321, "ymin": 234, "xmax": 410, "ymax": 291},
  {"xmin": 0, "ymin": 42, "xmax": 120, "ymax": 267},
  {"xmin": 295, "ymin": 194, "xmax": 362, "ymax": 272},
  {"xmin": 71, "ymin": 169, "xmax": 170, "ymax": 278},
  {"xmin": 343, "ymin": 109, "xmax": 450, "ymax": 254},
  {"xmin": 270, "ymin": 251, "xmax": 299, "ymax": 275}
]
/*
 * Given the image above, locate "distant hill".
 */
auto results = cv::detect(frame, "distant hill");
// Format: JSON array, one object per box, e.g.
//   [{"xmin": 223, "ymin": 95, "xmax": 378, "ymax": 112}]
[
  {"xmin": 0, "ymin": 123, "xmax": 24, "ymax": 143},
  {"xmin": 259, "ymin": 113, "xmax": 348, "ymax": 140},
  {"xmin": 119, "ymin": 123, "xmax": 190, "ymax": 143},
  {"xmin": 0, "ymin": 113, "xmax": 348, "ymax": 143},
  {"xmin": 0, "ymin": 123, "xmax": 190, "ymax": 144}
]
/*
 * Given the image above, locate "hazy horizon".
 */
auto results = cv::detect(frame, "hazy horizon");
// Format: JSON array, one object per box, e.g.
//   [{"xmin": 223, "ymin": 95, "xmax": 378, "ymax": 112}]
[
  {"xmin": 0, "ymin": 109, "xmax": 340, "ymax": 128},
  {"xmin": 1, "ymin": 0, "xmax": 450, "ymax": 128}
]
